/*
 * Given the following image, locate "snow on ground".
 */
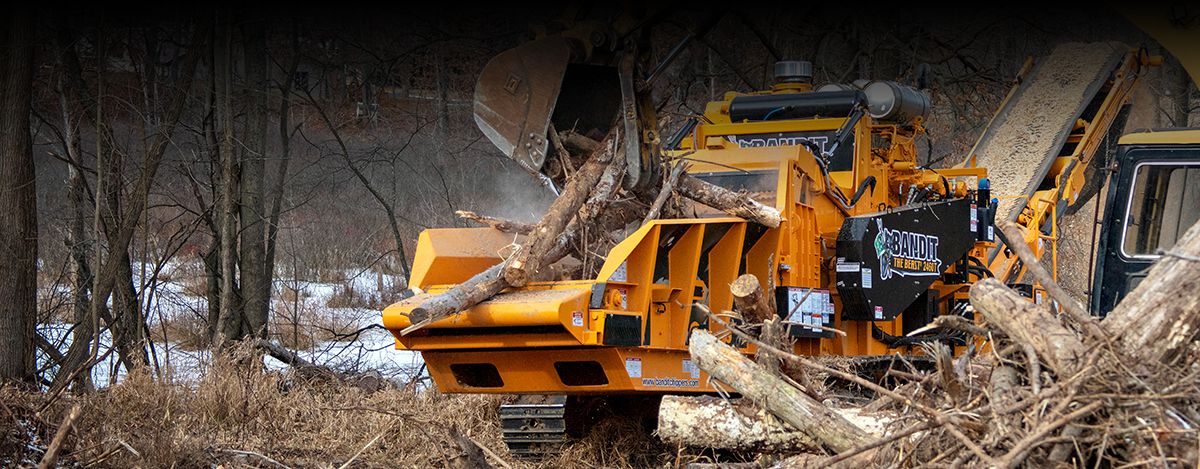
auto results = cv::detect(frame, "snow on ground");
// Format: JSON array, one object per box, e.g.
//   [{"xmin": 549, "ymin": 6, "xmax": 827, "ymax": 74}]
[{"xmin": 39, "ymin": 263, "xmax": 425, "ymax": 388}]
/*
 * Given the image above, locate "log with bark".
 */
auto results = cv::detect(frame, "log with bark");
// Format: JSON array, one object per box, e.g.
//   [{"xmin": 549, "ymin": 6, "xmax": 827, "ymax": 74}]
[
  {"xmin": 968, "ymin": 278, "xmax": 1087, "ymax": 375},
  {"xmin": 678, "ymin": 174, "xmax": 783, "ymax": 228},
  {"xmin": 688, "ymin": 329, "xmax": 869, "ymax": 454},
  {"xmin": 503, "ymin": 129, "xmax": 619, "ymax": 287},
  {"xmin": 400, "ymin": 131, "xmax": 632, "ymax": 334},
  {"xmin": 1101, "ymin": 220, "xmax": 1200, "ymax": 365},
  {"xmin": 730, "ymin": 274, "xmax": 775, "ymax": 323},
  {"xmin": 657, "ymin": 395, "xmax": 820, "ymax": 452}
]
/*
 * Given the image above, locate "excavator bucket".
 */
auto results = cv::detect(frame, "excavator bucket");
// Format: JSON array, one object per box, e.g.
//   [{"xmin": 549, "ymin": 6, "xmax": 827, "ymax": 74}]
[{"xmin": 473, "ymin": 38, "xmax": 573, "ymax": 171}]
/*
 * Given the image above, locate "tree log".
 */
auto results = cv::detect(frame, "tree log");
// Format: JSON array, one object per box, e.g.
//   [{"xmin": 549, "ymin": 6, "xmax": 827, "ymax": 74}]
[
  {"xmin": 677, "ymin": 174, "xmax": 782, "ymax": 228},
  {"xmin": 688, "ymin": 329, "xmax": 869, "ymax": 453},
  {"xmin": 504, "ymin": 129, "xmax": 618, "ymax": 287},
  {"xmin": 401, "ymin": 143, "xmax": 633, "ymax": 334},
  {"xmin": 658, "ymin": 395, "xmax": 821, "ymax": 452},
  {"xmin": 969, "ymin": 278, "xmax": 1087, "ymax": 375},
  {"xmin": 731, "ymin": 274, "xmax": 775, "ymax": 323},
  {"xmin": 456, "ymin": 210, "xmax": 533, "ymax": 235},
  {"xmin": 1102, "ymin": 220, "xmax": 1200, "ymax": 365}
]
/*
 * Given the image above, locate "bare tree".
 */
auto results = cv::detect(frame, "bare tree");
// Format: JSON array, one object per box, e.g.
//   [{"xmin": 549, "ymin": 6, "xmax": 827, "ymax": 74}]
[{"xmin": 0, "ymin": 8, "xmax": 37, "ymax": 384}]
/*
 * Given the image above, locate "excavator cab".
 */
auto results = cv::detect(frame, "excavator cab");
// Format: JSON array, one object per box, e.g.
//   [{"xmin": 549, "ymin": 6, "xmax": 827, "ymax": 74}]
[{"xmin": 1092, "ymin": 130, "xmax": 1200, "ymax": 315}]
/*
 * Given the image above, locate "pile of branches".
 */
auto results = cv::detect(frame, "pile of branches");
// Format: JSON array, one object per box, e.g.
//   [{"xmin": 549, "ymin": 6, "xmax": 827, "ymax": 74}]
[
  {"xmin": 671, "ymin": 220, "xmax": 1200, "ymax": 468},
  {"xmin": 399, "ymin": 123, "xmax": 782, "ymax": 335}
]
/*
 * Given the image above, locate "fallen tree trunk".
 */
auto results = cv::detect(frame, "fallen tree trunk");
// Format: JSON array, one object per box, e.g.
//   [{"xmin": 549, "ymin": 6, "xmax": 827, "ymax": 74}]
[
  {"xmin": 688, "ymin": 329, "xmax": 869, "ymax": 453},
  {"xmin": 658, "ymin": 395, "xmax": 820, "ymax": 453},
  {"xmin": 731, "ymin": 274, "xmax": 775, "ymax": 323},
  {"xmin": 968, "ymin": 278, "xmax": 1087, "ymax": 375},
  {"xmin": 456, "ymin": 210, "xmax": 533, "ymax": 235},
  {"xmin": 256, "ymin": 339, "xmax": 344, "ymax": 380},
  {"xmin": 504, "ymin": 129, "xmax": 619, "ymax": 287},
  {"xmin": 677, "ymin": 174, "xmax": 783, "ymax": 228},
  {"xmin": 1102, "ymin": 220, "xmax": 1200, "ymax": 365}
]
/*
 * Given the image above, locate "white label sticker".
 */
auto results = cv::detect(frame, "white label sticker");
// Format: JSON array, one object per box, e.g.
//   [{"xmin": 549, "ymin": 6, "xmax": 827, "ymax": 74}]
[
  {"xmin": 988, "ymin": 226, "xmax": 994, "ymax": 241},
  {"xmin": 611, "ymin": 262, "xmax": 628, "ymax": 282},
  {"xmin": 861, "ymin": 268, "xmax": 873, "ymax": 289},
  {"xmin": 618, "ymin": 289, "xmax": 628, "ymax": 309},
  {"xmin": 874, "ymin": 306, "xmax": 884, "ymax": 320},
  {"xmin": 682, "ymin": 359, "xmax": 700, "ymax": 379},
  {"xmin": 571, "ymin": 311, "xmax": 584, "ymax": 327},
  {"xmin": 1035, "ymin": 291, "xmax": 1043, "ymax": 305},
  {"xmin": 836, "ymin": 262, "xmax": 861, "ymax": 273},
  {"xmin": 625, "ymin": 357, "xmax": 642, "ymax": 378},
  {"xmin": 970, "ymin": 205, "xmax": 978, "ymax": 232}
]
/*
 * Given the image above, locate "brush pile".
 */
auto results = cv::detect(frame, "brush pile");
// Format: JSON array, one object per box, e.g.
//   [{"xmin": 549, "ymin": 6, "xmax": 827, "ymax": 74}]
[
  {"xmin": 398, "ymin": 123, "xmax": 783, "ymax": 335},
  {"xmin": 672, "ymin": 219, "xmax": 1200, "ymax": 468}
]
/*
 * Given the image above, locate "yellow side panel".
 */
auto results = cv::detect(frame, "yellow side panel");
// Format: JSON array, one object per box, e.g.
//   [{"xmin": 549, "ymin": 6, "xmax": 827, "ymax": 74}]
[{"xmin": 409, "ymin": 228, "xmax": 522, "ymax": 289}]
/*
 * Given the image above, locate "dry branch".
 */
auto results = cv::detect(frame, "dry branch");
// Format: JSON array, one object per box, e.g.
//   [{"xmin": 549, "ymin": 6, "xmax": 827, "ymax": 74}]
[
  {"xmin": 455, "ymin": 210, "xmax": 533, "ymax": 235},
  {"xmin": 37, "ymin": 404, "xmax": 81, "ymax": 469},
  {"xmin": 688, "ymin": 329, "xmax": 869, "ymax": 453},
  {"xmin": 678, "ymin": 174, "xmax": 782, "ymax": 227}
]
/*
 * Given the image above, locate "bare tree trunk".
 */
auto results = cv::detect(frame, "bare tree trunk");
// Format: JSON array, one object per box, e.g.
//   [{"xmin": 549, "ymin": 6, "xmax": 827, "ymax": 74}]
[
  {"xmin": 263, "ymin": 25, "xmax": 300, "ymax": 325},
  {"xmin": 214, "ymin": 16, "xmax": 242, "ymax": 346},
  {"xmin": 56, "ymin": 25, "xmax": 95, "ymax": 390},
  {"xmin": 0, "ymin": 8, "xmax": 37, "ymax": 383},
  {"xmin": 239, "ymin": 23, "xmax": 270, "ymax": 339}
]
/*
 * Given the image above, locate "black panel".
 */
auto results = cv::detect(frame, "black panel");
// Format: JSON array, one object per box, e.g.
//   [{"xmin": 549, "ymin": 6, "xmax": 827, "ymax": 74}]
[
  {"xmin": 836, "ymin": 199, "xmax": 976, "ymax": 321},
  {"xmin": 603, "ymin": 314, "xmax": 643, "ymax": 346},
  {"xmin": 450, "ymin": 363, "xmax": 503, "ymax": 388},
  {"xmin": 554, "ymin": 361, "xmax": 609, "ymax": 386},
  {"xmin": 901, "ymin": 290, "xmax": 938, "ymax": 336}
]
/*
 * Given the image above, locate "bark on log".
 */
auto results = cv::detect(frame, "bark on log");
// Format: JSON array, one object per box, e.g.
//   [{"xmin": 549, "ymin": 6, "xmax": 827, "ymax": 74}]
[
  {"xmin": 688, "ymin": 329, "xmax": 869, "ymax": 453},
  {"xmin": 401, "ymin": 146, "xmax": 634, "ymax": 334},
  {"xmin": 504, "ymin": 129, "xmax": 619, "ymax": 287},
  {"xmin": 731, "ymin": 274, "xmax": 775, "ymax": 323},
  {"xmin": 969, "ymin": 278, "xmax": 1087, "ymax": 375},
  {"xmin": 1102, "ymin": 220, "xmax": 1200, "ymax": 365},
  {"xmin": 456, "ymin": 210, "xmax": 533, "ymax": 235},
  {"xmin": 996, "ymin": 222, "xmax": 1101, "ymax": 339},
  {"xmin": 658, "ymin": 395, "xmax": 820, "ymax": 452},
  {"xmin": 678, "ymin": 174, "xmax": 783, "ymax": 228}
]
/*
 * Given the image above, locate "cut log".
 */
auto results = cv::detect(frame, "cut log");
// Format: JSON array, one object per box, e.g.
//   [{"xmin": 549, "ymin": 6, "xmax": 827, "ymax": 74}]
[
  {"xmin": 688, "ymin": 329, "xmax": 869, "ymax": 453},
  {"xmin": 401, "ymin": 141, "xmax": 634, "ymax": 335},
  {"xmin": 456, "ymin": 210, "xmax": 533, "ymax": 235},
  {"xmin": 504, "ymin": 129, "xmax": 619, "ymax": 287},
  {"xmin": 731, "ymin": 274, "xmax": 775, "ymax": 323},
  {"xmin": 677, "ymin": 174, "xmax": 783, "ymax": 228},
  {"xmin": 968, "ymin": 278, "xmax": 1087, "ymax": 375},
  {"xmin": 658, "ymin": 395, "xmax": 820, "ymax": 452},
  {"xmin": 1102, "ymin": 220, "xmax": 1200, "ymax": 365}
]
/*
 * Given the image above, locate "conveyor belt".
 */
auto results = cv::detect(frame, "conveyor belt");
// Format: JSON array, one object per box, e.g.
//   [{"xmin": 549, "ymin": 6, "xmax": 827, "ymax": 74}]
[{"xmin": 968, "ymin": 42, "xmax": 1127, "ymax": 223}]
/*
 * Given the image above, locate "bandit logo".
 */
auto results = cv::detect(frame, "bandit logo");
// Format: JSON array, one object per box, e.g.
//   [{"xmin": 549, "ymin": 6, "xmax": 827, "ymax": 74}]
[{"xmin": 874, "ymin": 219, "xmax": 942, "ymax": 280}]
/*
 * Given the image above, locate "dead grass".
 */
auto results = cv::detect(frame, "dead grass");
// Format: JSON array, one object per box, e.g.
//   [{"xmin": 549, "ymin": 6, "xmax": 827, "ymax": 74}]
[
  {"xmin": 150, "ymin": 312, "xmax": 211, "ymax": 350},
  {"xmin": 7, "ymin": 346, "xmax": 674, "ymax": 468}
]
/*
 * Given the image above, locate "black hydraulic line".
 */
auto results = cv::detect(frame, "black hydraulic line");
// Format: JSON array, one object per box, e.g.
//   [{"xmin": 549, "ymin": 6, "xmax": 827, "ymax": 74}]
[
  {"xmin": 848, "ymin": 176, "xmax": 877, "ymax": 207},
  {"xmin": 665, "ymin": 117, "xmax": 699, "ymax": 150}
]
